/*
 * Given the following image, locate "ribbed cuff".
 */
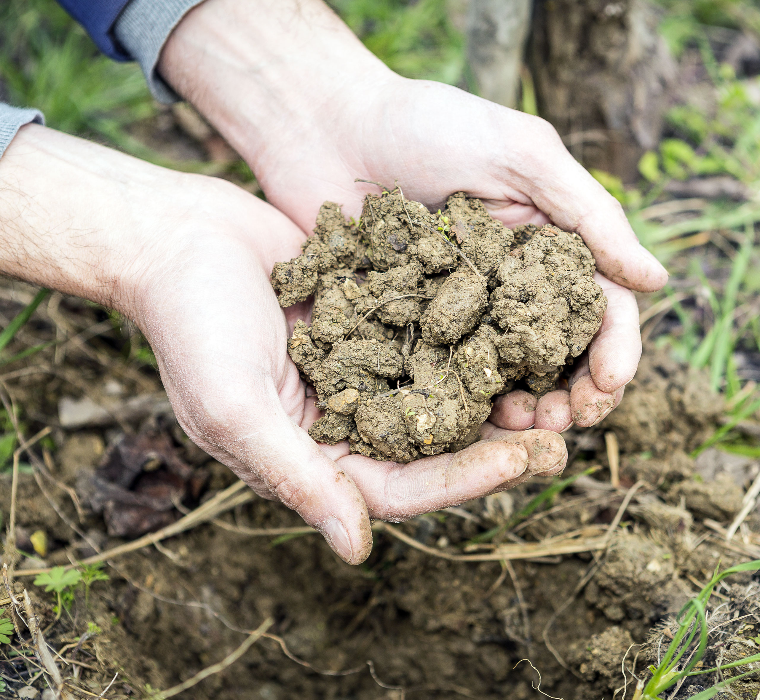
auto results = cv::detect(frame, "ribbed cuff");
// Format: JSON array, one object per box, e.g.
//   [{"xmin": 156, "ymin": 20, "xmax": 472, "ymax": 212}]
[
  {"xmin": 114, "ymin": 0, "xmax": 207, "ymax": 104},
  {"xmin": 0, "ymin": 104, "xmax": 45, "ymax": 159}
]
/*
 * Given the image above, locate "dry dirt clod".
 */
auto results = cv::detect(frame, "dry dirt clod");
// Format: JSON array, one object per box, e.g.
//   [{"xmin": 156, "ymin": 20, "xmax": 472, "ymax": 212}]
[{"xmin": 272, "ymin": 190, "xmax": 606, "ymax": 461}]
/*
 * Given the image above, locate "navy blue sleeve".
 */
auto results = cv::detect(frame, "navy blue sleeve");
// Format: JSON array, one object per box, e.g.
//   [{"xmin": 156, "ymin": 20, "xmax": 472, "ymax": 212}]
[{"xmin": 56, "ymin": 0, "xmax": 133, "ymax": 60}]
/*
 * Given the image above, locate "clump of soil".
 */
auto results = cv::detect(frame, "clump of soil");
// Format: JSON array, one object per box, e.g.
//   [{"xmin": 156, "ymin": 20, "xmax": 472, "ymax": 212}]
[
  {"xmin": 272, "ymin": 190, "xmax": 606, "ymax": 461},
  {"xmin": 600, "ymin": 348, "xmax": 722, "ymax": 457}
]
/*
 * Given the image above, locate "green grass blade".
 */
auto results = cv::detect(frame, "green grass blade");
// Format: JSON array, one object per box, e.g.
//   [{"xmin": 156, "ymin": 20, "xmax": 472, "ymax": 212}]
[
  {"xmin": 687, "ymin": 651, "xmax": 760, "ymax": 677},
  {"xmin": 694, "ymin": 396, "xmax": 760, "ymax": 456},
  {"xmin": 270, "ymin": 531, "xmax": 316, "ymax": 547},
  {"xmin": 682, "ymin": 600, "xmax": 709, "ymax": 675},
  {"xmin": 0, "ymin": 288, "xmax": 50, "ymax": 355},
  {"xmin": 0, "ymin": 340, "xmax": 55, "ymax": 368},
  {"xmin": 710, "ymin": 227, "xmax": 754, "ymax": 391},
  {"xmin": 691, "ymin": 325, "xmax": 718, "ymax": 369},
  {"xmin": 0, "ymin": 432, "xmax": 16, "ymax": 470},
  {"xmin": 631, "ymin": 202, "xmax": 760, "ymax": 247},
  {"xmin": 687, "ymin": 668, "xmax": 760, "ymax": 700},
  {"xmin": 468, "ymin": 467, "xmax": 599, "ymax": 545}
]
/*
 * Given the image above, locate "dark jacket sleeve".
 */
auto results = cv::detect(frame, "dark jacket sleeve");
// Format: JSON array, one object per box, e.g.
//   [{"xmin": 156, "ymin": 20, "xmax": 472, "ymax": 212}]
[{"xmin": 56, "ymin": 0, "xmax": 132, "ymax": 60}]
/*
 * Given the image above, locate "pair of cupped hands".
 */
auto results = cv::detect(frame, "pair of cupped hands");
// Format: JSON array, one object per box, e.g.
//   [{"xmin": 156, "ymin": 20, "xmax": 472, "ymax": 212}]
[{"xmin": 1, "ymin": 0, "xmax": 667, "ymax": 564}]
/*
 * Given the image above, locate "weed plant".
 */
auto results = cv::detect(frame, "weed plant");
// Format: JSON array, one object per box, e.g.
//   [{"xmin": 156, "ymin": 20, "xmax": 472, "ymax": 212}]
[{"xmin": 634, "ymin": 560, "xmax": 760, "ymax": 700}]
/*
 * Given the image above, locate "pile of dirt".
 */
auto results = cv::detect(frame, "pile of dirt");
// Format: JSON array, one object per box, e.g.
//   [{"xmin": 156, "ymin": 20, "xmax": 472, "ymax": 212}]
[{"xmin": 272, "ymin": 189, "xmax": 606, "ymax": 461}]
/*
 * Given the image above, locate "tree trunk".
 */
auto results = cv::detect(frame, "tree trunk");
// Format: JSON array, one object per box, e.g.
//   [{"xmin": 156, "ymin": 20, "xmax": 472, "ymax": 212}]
[
  {"xmin": 466, "ymin": 0, "xmax": 533, "ymax": 109},
  {"xmin": 528, "ymin": 0, "xmax": 676, "ymax": 181}
]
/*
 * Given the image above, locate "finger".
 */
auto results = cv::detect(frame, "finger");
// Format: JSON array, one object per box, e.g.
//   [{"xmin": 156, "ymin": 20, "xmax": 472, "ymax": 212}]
[
  {"xmin": 302, "ymin": 394, "xmax": 323, "ymax": 429},
  {"xmin": 479, "ymin": 426, "xmax": 568, "ymax": 477},
  {"xmin": 569, "ymin": 357, "xmax": 624, "ymax": 427},
  {"xmin": 337, "ymin": 439, "xmax": 529, "ymax": 521},
  {"xmin": 509, "ymin": 115, "xmax": 668, "ymax": 293},
  {"xmin": 534, "ymin": 390, "xmax": 573, "ymax": 432},
  {"xmin": 490, "ymin": 390, "xmax": 537, "ymax": 430},
  {"xmin": 480, "ymin": 201, "xmax": 550, "ymax": 228},
  {"xmin": 589, "ymin": 274, "xmax": 642, "ymax": 394}
]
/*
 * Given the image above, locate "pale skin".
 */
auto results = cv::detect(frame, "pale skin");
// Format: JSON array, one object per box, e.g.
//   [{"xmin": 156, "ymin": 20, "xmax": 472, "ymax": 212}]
[{"xmin": 0, "ymin": 0, "xmax": 667, "ymax": 564}]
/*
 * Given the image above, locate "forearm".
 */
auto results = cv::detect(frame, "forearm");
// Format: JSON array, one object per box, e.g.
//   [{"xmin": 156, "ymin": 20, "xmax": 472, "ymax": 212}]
[
  {"xmin": 158, "ymin": 0, "xmax": 393, "ymax": 172},
  {"xmin": 0, "ymin": 124, "xmax": 180, "ymax": 316}
]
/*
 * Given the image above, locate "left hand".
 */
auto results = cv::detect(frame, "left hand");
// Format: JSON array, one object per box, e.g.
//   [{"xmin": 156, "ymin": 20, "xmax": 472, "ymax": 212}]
[{"xmin": 160, "ymin": 0, "xmax": 667, "ymax": 432}]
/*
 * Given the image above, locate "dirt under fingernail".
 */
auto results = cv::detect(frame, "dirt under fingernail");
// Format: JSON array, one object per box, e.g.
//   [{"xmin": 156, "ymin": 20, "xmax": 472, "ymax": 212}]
[{"xmin": 272, "ymin": 189, "xmax": 606, "ymax": 462}]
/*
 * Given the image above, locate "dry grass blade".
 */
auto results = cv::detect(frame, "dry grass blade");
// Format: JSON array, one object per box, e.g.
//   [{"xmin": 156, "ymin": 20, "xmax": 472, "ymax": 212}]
[
  {"xmin": 725, "ymin": 469, "xmax": 760, "ymax": 541},
  {"xmin": 21, "ymin": 589, "xmax": 73, "ymax": 698},
  {"xmin": 505, "ymin": 559, "xmax": 532, "ymax": 650},
  {"xmin": 605, "ymin": 432, "xmax": 620, "ymax": 488},
  {"xmin": 4, "ymin": 426, "xmax": 52, "ymax": 574},
  {"xmin": 0, "ymin": 565, "xmax": 74, "ymax": 700},
  {"xmin": 149, "ymin": 617, "xmax": 273, "ymax": 699},
  {"xmin": 374, "ymin": 522, "xmax": 608, "ymax": 561},
  {"xmin": 210, "ymin": 521, "xmax": 316, "ymax": 537},
  {"xmin": 16, "ymin": 480, "xmax": 254, "ymax": 577}
]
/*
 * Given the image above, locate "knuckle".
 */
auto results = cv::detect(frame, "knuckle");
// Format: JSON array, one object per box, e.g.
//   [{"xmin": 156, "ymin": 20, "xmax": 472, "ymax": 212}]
[
  {"xmin": 528, "ymin": 116, "xmax": 563, "ymax": 148},
  {"xmin": 271, "ymin": 474, "xmax": 311, "ymax": 512},
  {"xmin": 378, "ymin": 473, "xmax": 408, "ymax": 522}
]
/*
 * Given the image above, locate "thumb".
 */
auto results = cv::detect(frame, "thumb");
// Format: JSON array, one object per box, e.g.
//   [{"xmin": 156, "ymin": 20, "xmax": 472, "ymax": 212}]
[{"xmin": 180, "ymin": 380, "xmax": 374, "ymax": 565}]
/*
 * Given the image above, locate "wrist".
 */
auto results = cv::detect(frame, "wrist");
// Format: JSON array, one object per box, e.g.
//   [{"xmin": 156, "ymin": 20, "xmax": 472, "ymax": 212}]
[
  {"xmin": 0, "ymin": 124, "xmax": 200, "ymax": 319},
  {"xmin": 158, "ymin": 0, "xmax": 395, "ymax": 177}
]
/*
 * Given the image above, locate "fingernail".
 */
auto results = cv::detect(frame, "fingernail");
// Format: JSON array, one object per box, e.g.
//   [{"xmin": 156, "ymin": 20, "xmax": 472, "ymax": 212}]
[
  {"xmin": 324, "ymin": 517, "xmax": 353, "ymax": 563},
  {"xmin": 560, "ymin": 420, "xmax": 574, "ymax": 433},
  {"xmin": 590, "ymin": 402, "xmax": 615, "ymax": 426}
]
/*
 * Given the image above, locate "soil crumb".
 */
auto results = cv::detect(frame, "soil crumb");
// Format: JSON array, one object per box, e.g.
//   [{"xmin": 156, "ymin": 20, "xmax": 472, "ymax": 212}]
[{"xmin": 273, "ymin": 190, "xmax": 606, "ymax": 461}]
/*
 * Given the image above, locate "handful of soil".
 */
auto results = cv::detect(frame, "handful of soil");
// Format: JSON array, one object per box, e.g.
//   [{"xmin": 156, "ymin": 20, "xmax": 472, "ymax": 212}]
[{"xmin": 272, "ymin": 189, "xmax": 606, "ymax": 462}]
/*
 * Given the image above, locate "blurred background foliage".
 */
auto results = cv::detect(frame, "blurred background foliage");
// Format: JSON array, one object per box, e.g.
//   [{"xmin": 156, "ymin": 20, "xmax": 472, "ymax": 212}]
[{"xmin": 2, "ymin": 0, "xmax": 760, "ymax": 455}]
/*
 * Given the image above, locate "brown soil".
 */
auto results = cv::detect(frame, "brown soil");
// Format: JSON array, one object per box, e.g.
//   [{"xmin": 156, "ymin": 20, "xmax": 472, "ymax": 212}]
[
  {"xmin": 273, "ymin": 190, "xmax": 606, "ymax": 461},
  {"xmin": 4, "ymin": 329, "xmax": 760, "ymax": 700}
]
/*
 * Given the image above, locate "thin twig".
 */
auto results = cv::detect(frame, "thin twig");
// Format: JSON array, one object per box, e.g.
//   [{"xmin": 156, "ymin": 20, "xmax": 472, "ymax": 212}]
[
  {"xmin": 345, "ymin": 295, "xmax": 433, "ymax": 339},
  {"xmin": 599, "ymin": 481, "xmax": 645, "ymax": 552},
  {"xmin": 505, "ymin": 559, "xmax": 532, "ymax": 652},
  {"xmin": 374, "ymin": 521, "xmax": 608, "ymax": 562},
  {"xmin": 42, "ymin": 449, "xmax": 85, "ymax": 523},
  {"xmin": 726, "ymin": 468, "xmax": 760, "ymax": 541},
  {"xmin": 4, "ymin": 426, "xmax": 51, "ymax": 574},
  {"xmin": 354, "ymin": 178, "xmax": 388, "ymax": 191},
  {"xmin": 514, "ymin": 659, "xmax": 564, "ymax": 700},
  {"xmin": 150, "ymin": 618, "xmax": 273, "ymax": 699},
  {"xmin": 22, "ymin": 589, "xmax": 74, "ymax": 699},
  {"xmin": 429, "ymin": 224, "xmax": 484, "ymax": 280},
  {"xmin": 6, "ymin": 446, "xmax": 20, "ymax": 572},
  {"xmin": 605, "ymin": 431, "xmax": 620, "ymax": 489},
  {"xmin": 395, "ymin": 182, "xmax": 484, "ymax": 280},
  {"xmin": 16, "ymin": 481, "xmax": 254, "ymax": 577},
  {"xmin": 483, "ymin": 561, "xmax": 508, "ymax": 600},
  {"xmin": 209, "ymin": 521, "xmax": 315, "ymax": 538},
  {"xmin": 367, "ymin": 660, "xmax": 405, "ymax": 699}
]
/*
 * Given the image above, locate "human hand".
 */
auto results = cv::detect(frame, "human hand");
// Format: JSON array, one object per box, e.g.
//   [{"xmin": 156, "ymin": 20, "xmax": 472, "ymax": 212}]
[
  {"xmin": 160, "ymin": 0, "xmax": 668, "ymax": 432},
  {"xmin": 0, "ymin": 124, "xmax": 567, "ymax": 565}
]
